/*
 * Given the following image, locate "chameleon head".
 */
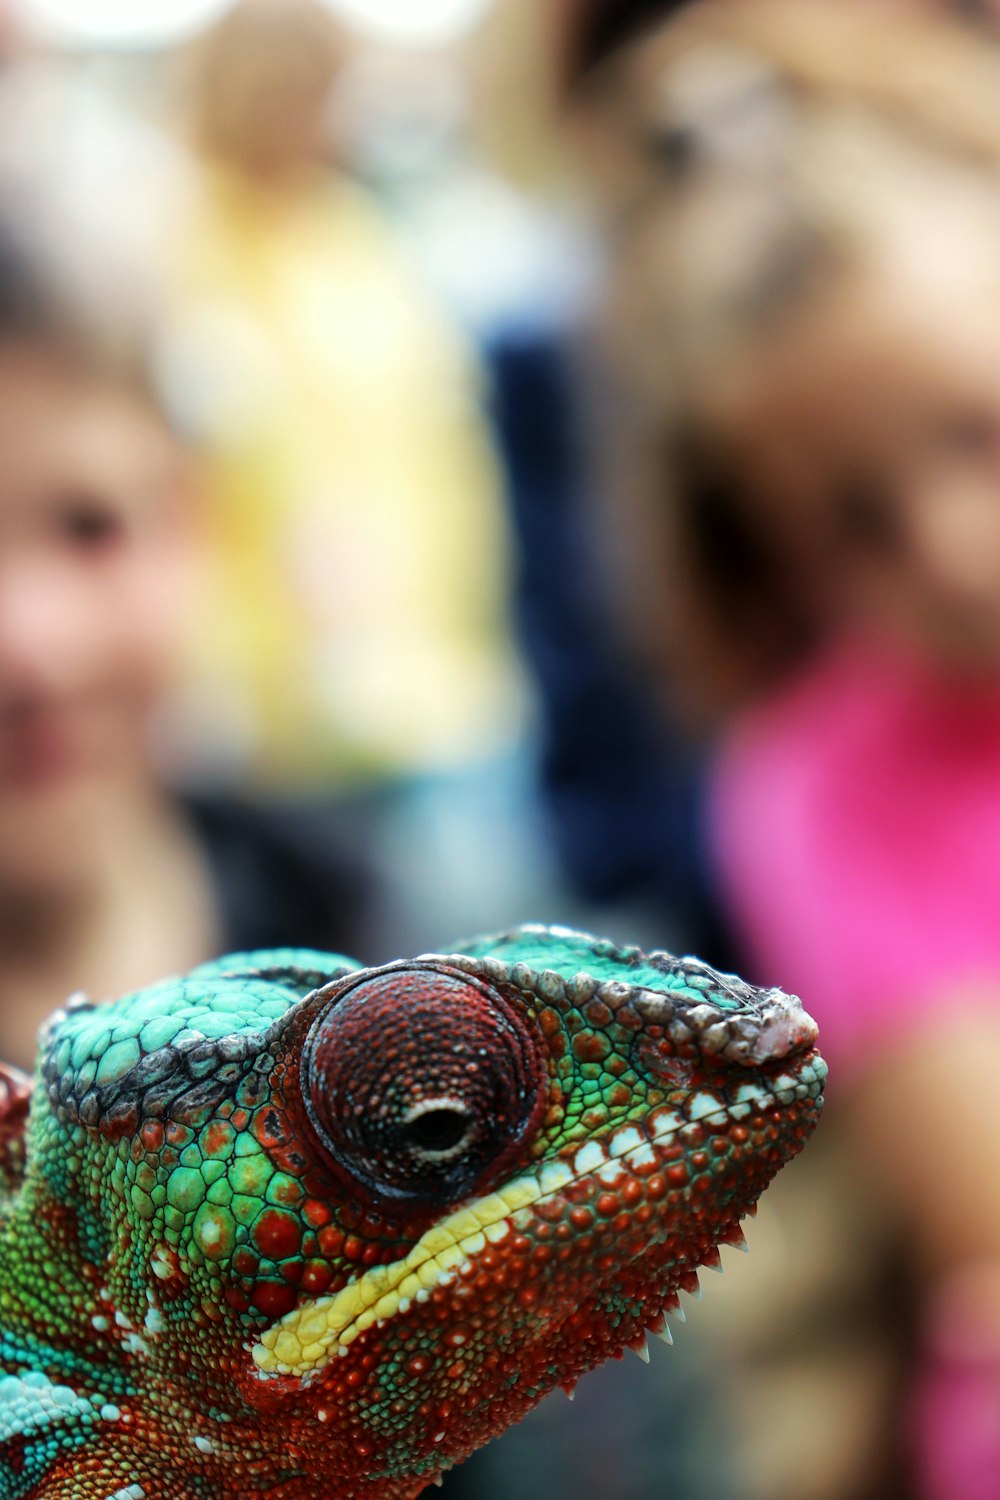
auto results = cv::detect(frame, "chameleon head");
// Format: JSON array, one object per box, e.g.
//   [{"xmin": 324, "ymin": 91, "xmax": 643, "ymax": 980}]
[
  {"xmin": 247, "ymin": 929, "xmax": 826, "ymax": 1488},
  {"xmin": 31, "ymin": 929, "xmax": 824, "ymax": 1495}
]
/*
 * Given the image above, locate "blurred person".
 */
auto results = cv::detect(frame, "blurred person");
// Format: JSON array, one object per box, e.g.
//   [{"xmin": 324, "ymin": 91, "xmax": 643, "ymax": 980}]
[
  {"xmin": 169, "ymin": 0, "xmax": 520, "ymax": 784},
  {"xmin": 463, "ymin": 0, "xmax": 962, "ymax": 965},
  {"xmin": 0, "ymin": 153, "xmax": 370, "ymax": 1075},
  {"xmin": 575, "ymin": 3, "xmax": 1000, "ymax": 1497}
]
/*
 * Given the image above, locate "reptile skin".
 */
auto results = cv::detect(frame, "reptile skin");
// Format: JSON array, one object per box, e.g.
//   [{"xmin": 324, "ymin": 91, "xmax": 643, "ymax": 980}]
[{"xmin": 0, "ymin": 926, "xmax": 825, "ymax": 1498}]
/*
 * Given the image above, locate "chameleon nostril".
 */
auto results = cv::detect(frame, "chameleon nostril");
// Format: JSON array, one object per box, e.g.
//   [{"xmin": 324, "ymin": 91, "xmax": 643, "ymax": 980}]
[{"xmin": 744, "ymin": 992, "xmax": 821, "ymax": 1065}]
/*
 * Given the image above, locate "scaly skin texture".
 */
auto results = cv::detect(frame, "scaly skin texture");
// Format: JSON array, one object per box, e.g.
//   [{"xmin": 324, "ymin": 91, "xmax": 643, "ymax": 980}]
[{"xmin": 0, "ymin": 926, "xmax": 825, "ymax": 1499}]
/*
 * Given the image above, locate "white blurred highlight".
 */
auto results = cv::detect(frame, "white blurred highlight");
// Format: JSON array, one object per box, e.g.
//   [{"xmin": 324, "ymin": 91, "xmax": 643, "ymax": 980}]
[
  {"xmin": 11, "ymin": 0, "xmax": 237, "ymax": 49},
  {"xmin": 319, "ymin": 0, "xmax": 497, "ymax": 48}
]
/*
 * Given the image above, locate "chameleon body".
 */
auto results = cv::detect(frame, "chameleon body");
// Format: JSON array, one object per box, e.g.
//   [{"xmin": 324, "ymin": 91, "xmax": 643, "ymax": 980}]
[{"xmin": 0, "ymin": 926, "xmax": 825, "ymax": 1498}]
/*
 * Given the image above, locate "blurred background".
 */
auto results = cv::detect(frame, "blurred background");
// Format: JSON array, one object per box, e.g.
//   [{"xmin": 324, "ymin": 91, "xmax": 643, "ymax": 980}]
[{"xmin": 5, "ymin": 0, "xmax": 1000, "ymax": 1495}]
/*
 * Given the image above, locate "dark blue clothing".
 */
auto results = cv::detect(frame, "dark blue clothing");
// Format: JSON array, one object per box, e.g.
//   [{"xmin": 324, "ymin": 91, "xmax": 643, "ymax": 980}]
[{"xmin": 486, "ymin": 329, "xmax": 727, "ymax": 961}]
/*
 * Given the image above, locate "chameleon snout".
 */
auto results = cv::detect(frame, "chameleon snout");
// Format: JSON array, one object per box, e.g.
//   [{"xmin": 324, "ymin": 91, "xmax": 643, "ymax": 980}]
[{"xmin": 633, "ymin": 968, "xmax": 822, "ymax": 1071}]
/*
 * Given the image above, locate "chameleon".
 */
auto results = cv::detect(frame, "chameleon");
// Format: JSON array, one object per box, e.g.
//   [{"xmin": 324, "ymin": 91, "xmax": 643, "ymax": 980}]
[{"xmin": 0, "ymin": 925, "xmax": 825, "ymax": 1498}]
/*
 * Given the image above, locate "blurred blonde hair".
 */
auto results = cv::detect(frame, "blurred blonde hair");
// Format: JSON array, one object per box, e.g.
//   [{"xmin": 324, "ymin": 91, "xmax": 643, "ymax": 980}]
[{"xmin": 596, "ymin": 1, "xmax": 1000, "ymax": 714}]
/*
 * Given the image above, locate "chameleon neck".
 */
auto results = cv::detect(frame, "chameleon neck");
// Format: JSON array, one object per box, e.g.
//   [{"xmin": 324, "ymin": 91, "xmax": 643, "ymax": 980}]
[{"xmin": 0, "ymin": 1178, "xmax": 114, "ymax": 1387}]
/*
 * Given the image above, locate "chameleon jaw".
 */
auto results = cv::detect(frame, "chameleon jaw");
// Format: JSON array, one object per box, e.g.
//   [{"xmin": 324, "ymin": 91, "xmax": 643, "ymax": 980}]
[
  {"xmin": 251, "ymin": 1172, "xmax": 550, "ymax": 1380},
  {"xmin": 250, "ymin": 1049, "xmax": 826, "ymax": 1382}
]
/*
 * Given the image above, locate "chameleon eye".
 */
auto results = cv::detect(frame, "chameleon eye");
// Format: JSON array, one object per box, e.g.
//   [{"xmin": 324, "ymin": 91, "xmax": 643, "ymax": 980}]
[
  {"xmin": 301, "ymin": 965, "xmax": 546, "ymax": 1208},
  {"xmin": 401, "ymin": 1099, "xmax": 476, "ymax": 1160}
]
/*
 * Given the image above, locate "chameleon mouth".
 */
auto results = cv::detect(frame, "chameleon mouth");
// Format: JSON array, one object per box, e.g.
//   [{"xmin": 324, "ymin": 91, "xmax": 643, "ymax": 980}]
[{"xmin": 251, "ymin": 1049, "xmax": 826, "ymax": 1381}]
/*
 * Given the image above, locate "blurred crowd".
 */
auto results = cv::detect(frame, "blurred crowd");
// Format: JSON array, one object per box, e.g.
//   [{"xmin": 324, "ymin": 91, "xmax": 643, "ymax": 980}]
[{"xmin": 4, "ymin": 0, "xmax": 1000, "ymax": 1495}]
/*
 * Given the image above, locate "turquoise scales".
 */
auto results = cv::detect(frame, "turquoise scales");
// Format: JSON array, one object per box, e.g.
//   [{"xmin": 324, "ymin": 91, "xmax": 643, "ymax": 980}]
[{"xmin": 0, "ymin": 926, "xmax": 826, "ymax": 1498}]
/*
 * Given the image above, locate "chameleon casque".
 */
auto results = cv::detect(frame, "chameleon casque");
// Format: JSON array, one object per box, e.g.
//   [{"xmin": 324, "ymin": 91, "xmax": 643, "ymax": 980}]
[{"xmin": 0, "ymin": 925, "xmax": 825, "ymax": 1498}]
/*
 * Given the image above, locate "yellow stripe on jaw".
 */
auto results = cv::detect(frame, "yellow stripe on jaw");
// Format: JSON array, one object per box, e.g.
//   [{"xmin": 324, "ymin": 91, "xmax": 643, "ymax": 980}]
[{"xmin": 251, "ymin": 1167, "xmax": 571, "ymax": 1379}]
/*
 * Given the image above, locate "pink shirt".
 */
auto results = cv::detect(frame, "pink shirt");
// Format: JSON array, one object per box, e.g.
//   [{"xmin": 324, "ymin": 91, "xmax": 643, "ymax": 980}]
[{"xmin": 710, "ymin": 636, "xmax": 1000, "ymax": 1079}]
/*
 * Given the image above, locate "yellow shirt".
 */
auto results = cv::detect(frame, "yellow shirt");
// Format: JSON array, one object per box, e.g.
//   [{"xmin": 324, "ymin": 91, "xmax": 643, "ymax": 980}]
[{"xmin": 170, "ymin": 164, "xmax": 520, "ymax": 781}]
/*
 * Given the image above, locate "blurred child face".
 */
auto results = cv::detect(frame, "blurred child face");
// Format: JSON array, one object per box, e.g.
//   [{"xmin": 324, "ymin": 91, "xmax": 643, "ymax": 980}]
[
  {"xmin": 712, "ymin": 266, "xmax": 1000, "ymax": 676},
  {"xmin": 0, "ymin": 349, "xmax": 190, "ymax": 884}
]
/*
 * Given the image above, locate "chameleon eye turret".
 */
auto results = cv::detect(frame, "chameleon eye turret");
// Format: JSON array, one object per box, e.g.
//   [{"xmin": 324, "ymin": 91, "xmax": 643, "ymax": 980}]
[
  {"xmin": 0, "ymin": 927, "xmax": 826, "ymax": 1499},
  {"xmin": 301, "ymin": 964, "xmax": 546, "ymax": 1207}
]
